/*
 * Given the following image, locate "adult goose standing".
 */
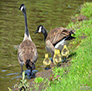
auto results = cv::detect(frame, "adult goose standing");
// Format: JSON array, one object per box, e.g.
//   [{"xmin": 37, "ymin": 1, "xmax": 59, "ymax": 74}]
[
  {"xmin": 35, "ymin": 25, "xmax": 75, "ymax": 59},
  {"xmin": 18, "ymin": 4, "xmax": 38, "ymax": 75}
]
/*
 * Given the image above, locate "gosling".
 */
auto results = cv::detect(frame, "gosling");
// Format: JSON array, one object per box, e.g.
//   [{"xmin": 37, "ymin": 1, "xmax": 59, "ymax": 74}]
[
  {"xmin": 61, "ymin": 45, "xmax": 69, "ymax": 62},
  {"xmin": 53, "ymin": 49, "xmax": 62, "ymax": 66},
  {"xmin": 43, "ymin": 54, "xmax": 51, "ymax": 69}
]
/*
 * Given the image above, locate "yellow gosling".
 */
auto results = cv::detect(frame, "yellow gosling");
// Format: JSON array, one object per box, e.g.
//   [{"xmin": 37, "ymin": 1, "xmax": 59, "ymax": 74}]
[
  {"xmin": 53, "ymin": 49, "xmax": 61, "ymax": 65},
  {"xmin": 61, "ymin": 45, "xmax": 69, "ymax": 62},
  {"xmin": 43, "ymin": 54, "xmax": 51, "ymax": 68}
]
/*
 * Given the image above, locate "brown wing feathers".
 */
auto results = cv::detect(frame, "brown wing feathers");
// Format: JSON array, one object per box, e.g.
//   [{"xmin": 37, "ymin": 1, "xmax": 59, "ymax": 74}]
[
  {"xmin": 46, "ymin": 27, "xmax": 74, "ymax": 45},
  {"xmin": 18, "ymin": 40, "xmax": 36, "ymax": 65}
]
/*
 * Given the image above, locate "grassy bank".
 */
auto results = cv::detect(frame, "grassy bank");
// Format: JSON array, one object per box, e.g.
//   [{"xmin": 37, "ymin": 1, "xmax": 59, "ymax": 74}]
[{"xmin": 44, "ymin": 2, "xmax": 92, "ymax": 91}]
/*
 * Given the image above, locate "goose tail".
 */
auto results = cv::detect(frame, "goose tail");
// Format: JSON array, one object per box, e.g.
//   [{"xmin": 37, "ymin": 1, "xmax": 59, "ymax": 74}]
[
  {"xmin": 26, "ymin": 60, "xmax": 35, "ymax": 70},
  {"xmin": 66, "ymin": 35, "xmax": 75, "ymax": 40},
  {"xmin": 68, "ymin": 29, "xmax": 75, "ymax": 35},
  {"xmin": 66, "ymin": 29, "xmax": 76, "ymax": 40}
]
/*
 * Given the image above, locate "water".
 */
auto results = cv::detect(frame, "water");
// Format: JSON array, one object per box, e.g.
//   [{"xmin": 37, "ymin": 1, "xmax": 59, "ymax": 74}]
[{"xmin": 0, "ymin": 0, "xmax": 91, "ymax": 90}]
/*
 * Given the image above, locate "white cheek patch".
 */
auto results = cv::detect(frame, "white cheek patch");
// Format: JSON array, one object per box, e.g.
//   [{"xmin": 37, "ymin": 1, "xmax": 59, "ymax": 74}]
[
  {"xmin": 21, "ymin": 6, "xmax": 24, "ymax": 11},
  {"xmin": 38, "ymin": 26, "xmax": 42, "ymax": 32}
]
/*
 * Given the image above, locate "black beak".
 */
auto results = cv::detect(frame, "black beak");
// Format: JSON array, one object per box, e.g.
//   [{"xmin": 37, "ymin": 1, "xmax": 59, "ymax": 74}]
[{"xmin": 35, "ymin": 30, "xmax": 38, "ymax": 34}]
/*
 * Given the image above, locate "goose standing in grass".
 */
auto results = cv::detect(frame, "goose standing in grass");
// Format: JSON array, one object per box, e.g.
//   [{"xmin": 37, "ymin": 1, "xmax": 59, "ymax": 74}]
[
  {"xmin": 35, "ymin": 25, "xmax": 75, "ymax": 59},
  {"xmin": 18, "ymin": 4, "xmax": 38, "ymax": 75}
]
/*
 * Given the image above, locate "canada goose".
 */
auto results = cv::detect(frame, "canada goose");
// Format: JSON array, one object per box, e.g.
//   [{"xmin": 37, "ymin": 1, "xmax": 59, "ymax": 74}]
[
  {"xmin": 53, "ymin": 49, "xmax": 61, "ymax": 66},
  {"xmin": 61, "ymin": 45, "xmax": 69, "ymax": 62},
  {"xmin": 18, "ymin": 4, "xmax": 38, "ymax": 75},
  {"xmin": 35, "ymin": 25, "xmax": 75, "ymax": 58},
  {"xmin": 43, "ymin": 54, "xmax": 51, "ymax": 68}
]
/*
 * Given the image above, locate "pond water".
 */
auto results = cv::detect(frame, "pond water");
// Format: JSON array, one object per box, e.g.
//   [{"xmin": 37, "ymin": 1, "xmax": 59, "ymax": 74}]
[{"xmin": 0, "ymin": 0, "xmax": 91, "ymax": 90}]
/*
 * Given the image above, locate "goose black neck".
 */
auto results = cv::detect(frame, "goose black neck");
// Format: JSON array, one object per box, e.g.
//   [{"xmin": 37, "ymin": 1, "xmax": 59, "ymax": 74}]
[
  {"xmin": 42, "ymin": 28, "xmax": 47, "ymax": 41},
  {"xmin": 23, "ymin": 10, "xmax": 29, "ymax": 36}
]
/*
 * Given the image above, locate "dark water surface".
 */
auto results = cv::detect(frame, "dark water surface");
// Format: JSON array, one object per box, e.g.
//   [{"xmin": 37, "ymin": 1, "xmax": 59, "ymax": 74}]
[{"xmin": 0, "ymin": 0, "xmax": 91, "ymax": 90}]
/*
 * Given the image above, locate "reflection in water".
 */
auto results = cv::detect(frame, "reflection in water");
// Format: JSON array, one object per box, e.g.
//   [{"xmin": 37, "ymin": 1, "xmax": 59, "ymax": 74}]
[{"xmin": 0, "ymin": 0, "xmax": 91, "ymax": 90}]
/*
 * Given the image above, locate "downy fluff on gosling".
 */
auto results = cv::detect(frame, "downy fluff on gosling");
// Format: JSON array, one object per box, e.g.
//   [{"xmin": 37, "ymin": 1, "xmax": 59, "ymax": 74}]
[
  {"xmin": 53, "ymin": 49, "xmax": 61, "ymax": 66},
  {"xmin": 43, "ymin": 54, "xmax": 51, "ymax": 68},
  {"xmin": 61, "ymin": 45, "xmax": 69, "ymax": 62}
]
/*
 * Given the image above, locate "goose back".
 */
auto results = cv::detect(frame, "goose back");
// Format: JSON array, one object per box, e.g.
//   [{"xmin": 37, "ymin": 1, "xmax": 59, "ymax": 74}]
[
  {"xmin": 18, "ymin": 40, "xmax": 38, "ymax": 65},
  {"xmin": 46, "ymin": 27, "xmax": 73, "ymax": 45}
]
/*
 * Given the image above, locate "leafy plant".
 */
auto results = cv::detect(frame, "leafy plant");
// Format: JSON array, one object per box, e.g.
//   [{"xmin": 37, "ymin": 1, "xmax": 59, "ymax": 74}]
[
  {"xmin": 8, "ymin": 87, "xmax": 12, "ymax": 91},
  {"xmin": 13, "ymin": 71, "xmax": 30, "ymax": 91},
  {"xmin": 18, "ymin": 71, "xmax": 30, "ymax": 91},
  {"xmin": 34, "ymin": 77, "xmax": 44, "ymax": 84}
]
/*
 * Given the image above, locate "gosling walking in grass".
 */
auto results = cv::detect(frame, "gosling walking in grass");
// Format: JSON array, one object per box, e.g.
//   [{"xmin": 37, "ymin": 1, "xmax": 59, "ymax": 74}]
[
  {"xmin": 43, "ymin": 54, "xmax": 51, "ymax": 69},
  {"xmin": 53, "ymin": 49, "xmax": 62, "ymax": 66},
  {"xmin": 61, "ymin": 45, "xmax": 69, "ymax": 62}
]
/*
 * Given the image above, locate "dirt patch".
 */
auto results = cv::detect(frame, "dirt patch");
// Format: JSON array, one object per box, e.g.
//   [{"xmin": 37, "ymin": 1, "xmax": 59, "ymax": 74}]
[
  {"xmin": 12, "ymin": 61, "xmax": 71, "ymax": 91},
  {"xmin": 81, "ymin": 36, "xmax": 87, "ymax": 39},
  {"xmin": 28, "ymin": 61, "xmax": 71, "ymax": 91},
  {"xmin": 71, "ymin": 14, "xmax": 88, "ymax": 23},
  {"xmin": 80, "ymin": 33, "xmax": 87, "ymax": 39}
]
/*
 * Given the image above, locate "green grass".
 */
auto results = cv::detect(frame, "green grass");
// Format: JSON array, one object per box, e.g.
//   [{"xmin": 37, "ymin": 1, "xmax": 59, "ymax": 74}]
[
  {"xmin": 81, "ymin": 2, "xmax": 92, "ymax": 17},
  {"xmin": 34, "ymin": 77, "xmax": 44, "ymax": 84},
  {"xmin": 42, "ymin": 2, "xmax": 92, "ymax": 91}
]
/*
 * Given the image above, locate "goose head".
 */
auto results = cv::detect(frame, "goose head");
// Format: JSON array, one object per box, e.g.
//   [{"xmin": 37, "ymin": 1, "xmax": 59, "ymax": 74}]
[
  {"xmin": 35, "ymin": 25, "xmax": 47, "ymax": 41},
  {"xmin": 45, "ymin": 53, "xmax": 49, "ymax": 58},
  {"xmin": 19, "ymin": 4, "xmax": 26, "ymax": 13},
  {"xmin": 19, "ymin": 4, "xmax": 30, "ymax": 38},
  {"xmin": 35, "ymin": 25, "xmax": 44, "ymax": 33}
]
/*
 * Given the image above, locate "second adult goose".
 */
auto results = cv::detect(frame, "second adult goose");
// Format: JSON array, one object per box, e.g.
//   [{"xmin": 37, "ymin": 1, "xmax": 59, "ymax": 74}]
[
  {"xmin": 18, "ymin": 4, "xmax": 38, "ymax": 75},
  {"xmin": 35, "ymin": 25, "xmax": 75, "ymax": 58}
]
